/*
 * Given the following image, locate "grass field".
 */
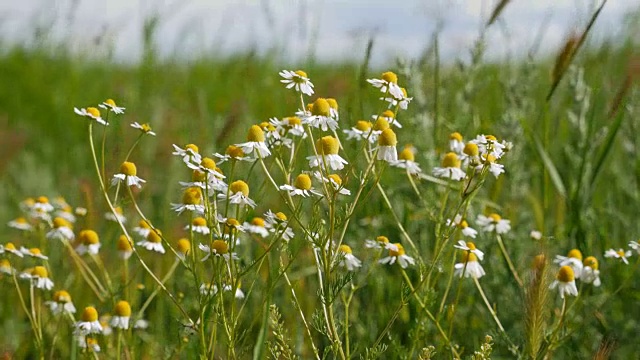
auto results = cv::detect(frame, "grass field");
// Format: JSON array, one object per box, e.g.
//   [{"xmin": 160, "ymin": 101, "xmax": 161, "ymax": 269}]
[{"xmin": 1, "ymin": 8, "xmax": 640, "ymax": 359}]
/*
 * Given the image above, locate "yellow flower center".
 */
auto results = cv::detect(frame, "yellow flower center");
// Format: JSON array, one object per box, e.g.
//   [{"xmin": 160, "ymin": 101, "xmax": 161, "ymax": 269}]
[
  {"xmin": 461, "ymin": 252, "xmax": 478, "ymax": 263},
  {"xmin": 311, "ymin": 98, "xmax": 331, "ymax": 117},
  {"xmin": 459, "ymin": 220, "xmax": 469, "ymax": 229},
  {"xmin": 484, "ymin": 154, "xmax": 497, "ymax": 163},
  {"xmin": 294, "ymin": 174, "xmax": 312, "ymax": 190},
  {"xmin": 226, "ymin": 145, "xmax": 245, "ymax": 158},
  {"xmin": 117, "ymin": 235, "xmax": 133, "ymax": 251},
  {"xmin": 177, "ymin": 238, "xmax": 191, "ymax": 254},
  {"xmin": 339, "ymin": 244, "xmax": 352, "ymax": 254},
  {"xmin": 327, "ymin": 98, "xmax": 338, "ymax": 111},
  {"xmin": 317, "ymin": 136, "xmax": 340, "ymax": 155},
  {"xmin": 617, "ymin": 250, "xmax": 626, "ymax": 257},
  {"xmin": 79, "ymin": 230, "xmax": 100, "ymax": 245},
  {"xmin": 53, "ymin": 290, "xmax": 71, "ymax": 303},
  {"xmin": 275, "ymin": 212, "xmax": 288, "ymax": 221},
  {"xmin": 247, "ymin": 125, "xmax": 266, "ymax": 142},
  {"xmin": 37, "ymin": 196, "xmax": 49, "ymax": 204},
  {"xmin": 389, "ymin": 243, "xmax": 405, "ymax": 257},
  {"xmin": 381, "ymin": 71, "xmax": 398, "ymax": 84},
  {"xmin": 463, "ymin": 143, "xmax": 479, "ymax": 157},
  {"xmin": 185, "ymin": 144, "xmax": 199, "ymax": 154},
  {"xmin": 557, "ymin": 265, "xmax": 575, "ymax": 282},
  {"xmin": 373, "ymin": 117, "xmax": 390, "ymax": 131},
  {"xmin": 229, "ymin": 180, "xmax": 250, "ymax": 197},
  {"xmin": 201, "ymin": 157, "xmax": 216, "ymax": 171},
  {"xmin": 211, "ymin": 240, "xmax": 229, "ymax": 254},
  {"xmin": 86, "ymin": 107, "xmax": 100, "ymax": 118},
  {"xmin": 147, "ymin": 229, "xmax": 162, "ymax": 243},
  {"xmin": 182, "ymin": 187, "xmax": 203, "ymax": 205},
  {"xmin": 0, "ymin": 259, "xmax": 10, "ymax": 268},
  {"xmin": 465, "ymin": 242, "xmax": 476, "ymax": 250},
  {"xmin": 32, "ymin": 266, "xmax": 48, "ymax": 278},
  {"xmin": 29, "ymin": 248, "xmax": 42, "ymax": 256},
  {"xmin": 583, "ymin": 256, "xmax": 598, "ymax": 270},
  {"xmin": 489, "ymin": 213, "xmax": 502, "ymax": 222},
  {"xmin": 192, "ymin": 170, "xmax": 206, "ymax": 182},
  {"xmin": 485, "ymin": 135, "xmax": 497, "ymax": 141},
  {"xmin": 225, "ymin": 218, "xmax": 240, "ymax": 228},
  {"xmin": 81, "ymin": 307, "xmax": 99, "ymax": 322},
  {"xmin": 378, "ymin": 129, "xmax": 397, "ymax": 147},
  {"xmin": 376, "ymin": 236, "xmax": 389, "ymax": 244},
  {"xmin": 355, "ymin": 120, "xmax": 372, "ymax": 131},
  {"xmin": 114, "ymin": 300, "xmax": 132, "ymax": 317},
  {"xmin": 15, "ymin": 217, "xmax": 28, "ymax": 224},
  {"xmin": 449, "ymin": 132, "xmax": 463, "ymax": 142},
  {"xmin": 193, "ymin": 217, "xmax": 207, "ymax": 227},
  {"xmin": 567, "ymin": 248, "xmax": 583, "ymax": 261},
  {"xmin": 381, "ymin": 110, "xmax": 395, "ymax": 119},
  {"xmin": 441, "ymin": 152, "xmax": 461, "ymax": 168},
  {"xmin": 399, "ymin": 147, "xmax": 415, "ymax": 161},
  {"xmin": 5, "ymin": 242, "xmax": 17, "ymax": 251},
  {"xmin": 285, "ymin": 116, "xmax": 302, "ymax": 126},
  {"xmin": 140, "ymin": 123, "xmax": 153, "ymax": 132},
  {"xmin": 105, "ymin": 99, "xmax": 116, "ymax": 107},
  {"xmin": 53, "ymin": 217, "xmax": 70, "ymax": 228},
  {"xmin": 328, "ymin": 174, "xmax": 342, "ymax": 186},
  {"xmin": 120, "ymin": 161, "xmax": 137, "ymax": 176},
  {"xmin": 251, "ymin": 217, "xmax": 265, "ymax": 227},
  {"xmin": 294, "ymin": 70, "xmax": 308, "ymax": 79},
  {"xmin": 138, "ymin": 220, "xmax": 151, "ymax": 229}
]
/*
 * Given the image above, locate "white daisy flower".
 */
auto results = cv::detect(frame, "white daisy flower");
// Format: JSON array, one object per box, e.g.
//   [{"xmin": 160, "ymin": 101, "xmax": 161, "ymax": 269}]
[
  {"xmin": 279, "ymin": 69, "xmax": 314, "ymax": 96},
  {"xmin": 0, "ymin": 259, "xmax": 14, "ymax": 275},
  {"xmin": 433, "ymin": 152, "xmax": 466, "ymax": 181},
  {"xmin": 264, "ymin": 210, "xmax": 295, "ymax": 241},
  {"xmin": 381, "ymin": 87, "xmax": 412, "ymax": 110},
  {"xmin": 76, "ymin": 230, "xmax": 101, "ymax": 256},
  {"xmin": 270, "ymin": 116, "xmax": 307, "ymax": 138},
  {"xmin": 453, "ymin": 240, "xmax": 484, "ymax": 261},
  {"xmin": 77, "ymin": 336, "xmax": 101, "ymax": 353},
  {"xmin": 7, "ymin": 217, "xmax": 32, "ymax": 231},
  {"xmin": 20, "ymin": 266, "xmax": 54, "ymax": 290},
  {"xmin": 470, "ymin": 134, "xmax": 506, "ymax": 159},
  {"xmin": 185, "ymin": 217, "xmax": 210, "ymax": 235},
  {"xmin": 105, "ymin": 207, "xmax": 127, "ymax": 224},
  {"xmin": 33, "ymin": 196, "xmax": 54, "ymax": 213},
  {"xmin": 54, "ymin": 207, "xmax": 77, "ymax": 224},
  {"xmin": 628, "ymin": 240, "xmax": 640, "ymax": 254},
  {"xmin": 131, "ymin": 122, "xmax": 156, "ymax": 136},
  {"xmin": 364, "ymin": 235, "xmax": 397, "ymax": 250},
  {"xmin": 307, "ymin": 136, "xmax": 348, "ymax": 170},
  {"xmin": 111, "ymin": 161, "xmax": 146, "ymax": 188},
  {"xmin": 372, "ymin": 110, "xmax": 402, "ymax": 129},
  {"xmin": 581, "ymin": 256, "xmax": 601, "ymax": 287},
  {"xmin": 550, "ymin": 266, "xmax": 578, "ymax": 298},
  {"xmin": 310, "ymin": 171, "xmax": 351, "ymax": 195},
  {"xmin": 449, "ymin": 132, "xmax": 464, "ymax": 154},
  {"xmin": 377, "ymin": 129, "xmax": 398, "ymax": 163},
  {"xmin": 74, "ymin": 107, "xmax": 108, "ymax": 126},
  {"xmin": 367, "ymin": 71, "xmax": 404, "ymax": 99},
  {"xmin": 0, "ymin": 242, "xmax": 24, "ymax": 257},
  {"xmin": 604, "ymin": 248, "xmax": 632, "ymax": 264},
  {"xmin": 98, "ymin": 98, "xmax": 125, "ymax": 114},
  {"xmin": 391, "ymin": 146, "xmax": 422, "ymax": 175},
  {"xmin": 110, "ymin": 301, "xmax": 132, "ymax": 330},
  {"xmin": 116, "ymin": 235, "xmax": 134, "ymax": 260},
  {"xmin": 344, "ymin": 120, "xmax": 377, "ymax": 143},
  {"xmin": 199, "ymin": 240, "xmax": 238, "ymax": 262},
  {"xmin": 379, "ymin": 243, "xmax": 415, "ymax": 268},
  {"xmin": 213, "ymin": 144, "xmax": 253, "ymax": 164},
  {"xmin": 554, "ymin": 249, "xmax": 584, "ymax": 279},
  {"xmin": 134, "ymin": 319, "xmax": 150, "ymax": 330},
  {"xmin": 46, "ymin": 217, "xmax": 75, "ymax": 241},
  {"xmin": 530, "ymin": 230, "xmax": 543, "ymax": 240},
  {"xmin": 137, "ymin": 229, "xmax": 165, "ymax": 254},
  {"xmin": 446, "ymin": 215, "xmax": 478, "ymax": 238},
  {"xmin": 171, "ymin": 187, "xmax": 205, "ymax": 215},
  {"xmin": 20, "ymin": 247, "xmax": 48, "ymax": 260},
  {"xmin": 241, "ymin": 217, "xmax": 270, "ymax": 238},
  {"xmin": 302, "ymin": 98, "xmax": 339, "ymax": 132},
  {"xmin": 133, "ymin": 219, "xmax": 152, "ymax": 238},
  {"xmin": 454, "ymin": 252, "xmax": 486, "ymax": 279},
  {"xmin": 476, "ymin": 213, "xmax": 511, "ymax": 234},
  {"xmin": 172, "ymin": 144, "xmax": 203, "ymax": 169},
  {"xmin": 75, "ymin": 307, "xmax": 103, "ymax": 335},
  {"xmin": 45, "ymin": 290, "xmax": 77, "ymax": 315},
  {"xmin": 338, "ymin": 244, "xmax": 362, "ymax": 271},
  {"xmin": 279, "ymin": 174, "xmax": 322, "ymax": 197},
  {"xmin": 218, "ymin": 180, "xmax": 257, "ymax": 208},
  {"xmin": 236, "ymin": 125, "xmax": 271, "ymax": 158}
]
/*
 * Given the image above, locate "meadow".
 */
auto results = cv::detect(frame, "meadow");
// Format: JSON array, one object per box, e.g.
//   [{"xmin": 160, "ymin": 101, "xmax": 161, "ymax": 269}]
[{"xmin": 1, "ymin": 8, "xmax": 640, "ymax": 359}]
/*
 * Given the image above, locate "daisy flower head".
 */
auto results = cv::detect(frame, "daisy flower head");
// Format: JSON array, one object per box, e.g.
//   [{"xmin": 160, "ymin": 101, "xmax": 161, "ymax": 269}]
[
  {"xmin": 133, "ymin": 219, "xmax": 152, "ymax": 238},
  {"xmin": 33, "ymin": 196, "xmax": 54, "ymax": 213},
  {"xmin": 137, "ymin": 229, "xmax": 165, "ymax": 254},
  {"xmin": 116, "ymin": 235, "xmax": 134, "ymax": 260},
  {"xmin": 78, "ymin": 336, "xmax": 101, "ymax": 353},
  {"xmin": 550, "ymin": 265, "xmax": 578, "ymax": 298},
  {"xmin": 365, "ymin": 235, "xmax": 397, "ymax": 250},
  {"xmin": 172, "ymin": 143, "xmax": 202, "ymax": 169},
  {"xmin": 105, "ymin": 206, "xmax": 126, "ymax": 223},
  {"xmin": 379, "ymin": 243, "xmax": 415, "ymax": 268},
  {"xmin": 236, "ymin": 125, "xmax": 271, "ymax": 158},
  {"xmin": 199, "ymin": 240, "xmax": 238, "ymax": 262},
  {"xmin": 264, "ymin": 210, "xmax": 295, "ymax": 241},
  {"xmin": 214, "ymin": 145, "xmax": 252, "ymax": 164},
  {"xmin": 111, "ymin": 301, "xmax": 132, "ymax": 330},
  {"xmin": 453, "ymin": 240, "xmax": 484, "ymax": 260},
  {"xmin": 279, "ymin": 69, "xmax": 314, "ymax": 96},
  {"xmin": 186, "ymin": 217, "xmax": 210, "ymax": 235},
  {"xmin": 449, "ymin": 132, "xmax": 464, "ymax": 154},
  {"xmin": 176, "ymin": 238, "xmax": 191, "ymax": 260},
  {"xmin": 478, "ymin": 153, "xmax": 505, "ymax": 178},
  {"xmin": 46, "ymin": 217, "xmax": 75, "ymax": 241},
  {"xmin": 628, "ymin": 240, "xmax": 640, "ymax": 254},
  {"xmin": 20, "ymin": 247, "xmax": 48, "ymax": 260},
  {"xmin": 21, "ymin": 266, "xmax": 54, "ymax": 290},
  {"xmin": 326, "ymin": 98, "xmax": 340, "ymax": 119},
  {"xmin": 476, "ymin": 213, "xmax": 511, "ymax": 234},
  {"xmin": 391, "ymin": 145, "xmax": 422, "ymax": 175},
  {"xmin": 326, "ymin": 174, "xmax": 351, "ymax": 195},
  {"xmin": 131, "ymin": 122, "xmax": 156, "ymax": 136},
  {"xmin": 241, "ymin": 217, "xmax": 270, "ymax": 238},
  {"xmin": 338, "ymin": 245, "xmax": 362, "ymax": 271},
  {"xmin": 373, "ymin": 110, "xmax": 402, "ymax": 128},
  {"xmin": 222, "ymin": 218, "xmax": 245, "ymax": 240},
  {"xmin": 447, "ymin": 214, "xmax": 478, "ymax": 238},
  {"xmin": 274, "ymin": 116, "xmax": 306, "ymax": 137},
  {"xmin": 45, "ymin": 290, "xmax": 76, "ymax": 315},
  {"xmin": 8, "ymin": 217, "xmax": 32, "ymax": 231},
  {"xmin": 344, "ymin": 120, "xmax": 376, "ymax": 143},
  {"xmin": 377, "ymin": 128, "xmax": 398, "ymax": 163},
  {"xmin": 367, "ymin": 71, "xmax": 404, "ymax": 99},
  {"xmin": 307, "ymin": 136, "xmax": 348, "ymax": 170},
  {"xmin": 470, "ymin": 134, "xmax": 506, "ymax": 159},
  {"xmin": 460, "ymin": 142, "xmax": 481, "ymax": 167},
  {"xmin": 171, "ymin": 187, "xmax": 205, "ymax": 215},
  {"xmin": 98, "ymin": 98, "xmax": 125, "ymax": 114},
  {"xmin": 0, "ymin": 242, "xmax": 24, "ymax": 257},
  {"xmin": 382, "ymin": 86, "xmax": 412, "ymax": 110},
  {"xmin": 280, "ymin": 174, "xmax": 322, "ymax": 197},
  {"xmin": 75, "ymin": 306, "xmax": 102, "ymax": 335},
  {"xmin": 454, "ymin": 252, "xmax": 486, "ymax": 279},
  {"xmin": 303, "ymin": 98, "xmax": 339, "ymax": 132},
  {"xmin": 55, "ymin": 205, "xmax": 77, "ymax": 224},
  {"xmin": 604, "ymin": 248, "xmax": 632, "ymax": 264},
  {"xmin": 219, "ymin": 180, "xmax": 257, "ymax": 208},
  {"xmin": 433, "ymin": 152, "xmax": 466, "ymax": 181},
  {"xmin": 0, "ymin": 259, "xmax": 14, "ymax": 274},
  {"xmin": 112, "ymin": 161, "xmax": 146, "ymax": 188},
  {"xmin": 581, "ymin": 256, "xmax": 601, "ymax": 287},
  {"xmin": 76, "ymin": 230, "xmax": 101, "ymax": 255},
  {"xmin": 74, "ymin": 107, "xmax": 108, "ymax": 126},
  {"xmin": 554, "ymin": 249, "xmax": 584, "ymax": 279}
]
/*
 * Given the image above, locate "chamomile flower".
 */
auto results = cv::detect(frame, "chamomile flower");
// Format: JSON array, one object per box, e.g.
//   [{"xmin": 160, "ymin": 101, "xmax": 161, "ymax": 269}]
[
  {"xmin": 279, "ymin": 69, "xmax": 314, "ymax": 96},
  {"xmin": 550, "ymin": 266, "xmax": 578, "ymax": 298},
  {"xmin": 171, "ymin": 187, "xmax": 205, "ymax": 214},
  {"xmin": 338, "ymin": 245, "xmax": 362, "ymax": 271},
  {"xmin": 628, "ymin": 240, "xmax": 640, "ymax": 254},
  {"xmin": 74, "ymin": 107, "xmax": 108, "ymax": 126},
  {"xmin": 604, "ymin": 248, "xmax": 632, "ymax": 264},
  {"xmin": 214, "ymin": 145, "xmax": 252, "ymax": 164},
  {"xmin": 112, "ymin": 161, "xmax": 146, "ymax": 188},
  {"xmin": 391, "ymin": 145, "xmax": 422, "ymax": 175},
  {"xmin": 446, "ymin": 215, "xmax": 478, "ymax": 238},
  {"xmin": 311, "ymin": 172, "xmax": 351, "ymax": 195},
  {"xmin": 381, "ymin": 87, "xmax": 412, "ymax": 110},
  {"xmin": 77, "ymin": 337, "xmax": 101, "ymax": 353},
  {"xmin": 176, "ymin": 238, "xmax": 191, "ymax": 260},
  {"xmin": 241, "ymin": 217, "xmax": 270, "ymax": 238},
  {"xmin": 344, "ymin": 120, "xmax": 376, "ymax": 143},
  {"xmin": 105, "ymin": 207, "xmax": 127, "ymax": 223},
  {"xmin": 98, "ymin": 98, "xmax": 125, "ymax": 114},
  {"xmin": 454, "ymin": 240, "xmax": 484, "ymax": 260},
  {"xmin": 433, "ymin": 152, "xmax": 466, "ymax": 181},
  {"xmin": 379, "ymin": 243, "xmax": 415, "ymax": 268},
  {"xmin": 279, "ymin": 174, "xmax": 322, "ymax": 197},
  {"xmin": 200, "ymin": 282, "xmax": 219, "ymax": 297},
  {"xmin": 476, "ymin": 213, "xmax": 511, "ymax": 234},
  {"xmin": 367, "ymin": 71, "xmax": 404, "ymax": 99},
  {"xmin": 530, "ymin": 230, "xmax": 543, "ymax": 240},
  {"xmin": 327, "ymin": 98, "xmax": 340, "ymax": 120},
  {"xmin": 199, "ymin": 240, "xmax": 238, "ymax": 262},
  {"xmin": 21, "ymin": 266, "xmax": 54, "ymax": 290},
  {"xmin": 45, "ymin": 290, "xmax": 76, "ymax": 315},
  {"xmin": 218, "ymin": 180, "xmax": 257, "ymax": 208},
  {"xmin": 0, "ymin": 259, "xmax": 14, "ymax": 274},
  {"xmin": 20, "ymin": 247, "xmax": 48, "ymax": 260},
  {"xmin": 236, "ymin": 125, "xmax": 271, "ymax": 158},
  {"xmin": 449, "ymin": 132, "xmax": 464, "ymax": 154},
  {"xmin": 459, "ymin": 142, "xmax": 481, "ymax": 167},
  {"xmin": 46, "ymin": 217, "xmax": 75, "ymax": 241},
  {"xmin": 365, "ymin": 235, "xmax": 396, "ymax": 250},
  {"xmin": 131, "ymin": 122, "xmax": 156, "ymax": 136},
  {"xmin": 0, "ymin": 242, "xmax": 24, "ymax": 257},
  {"xmin": 307, "ymin": 136, "xmax": 348, "ymax": 170},
  {"xmin": 264, "ymin": 210, "xmax": 295, "ymax": 241},
  {"xmin": 470, "ymin": 134, "xmax": 506, "ymax": 159},
  {"xmin": 581, "ymin": 256, "xmax": 601, "ymax": 287},
  {"xmin": 554, "ymin": 249, "xmax": 584, "ymax": 279},
  {"xmin": 55, "ymin": 206, "xmax": 77, "ymax": 224},
  {"xmin": 454, "ymin": 252, "xmax": 486, "ymax": 279},
  {"xmin": 478, "ymin": 154, "xmax": 505, "ymax": 178},
  {"xmin": 111, "ymin": 301, "xmax": 132, "ymax": 330},
  {"xmin": 8, "ymin": 217, "xmax": 32, "ymax": 231},
  {"xmin": 33, "ymin": 196, "xmax": 54, "ymax": 213},
  {"xmin": 75, "ymin": 307, "xmax": 102, "ymax": 335},
  {"xmin": 133, "ymin": 219, "xmax": 152, "ymax": 238},
  {"xmin": 372, "ymin": 110, "xmax": 402, "ymax": 128},
  {"xmin": 116, "ymin": 235, "xmax": 133, "ymax": 260},
  {"xmin": 137, "ymin": 229, "xmax": 165, "ymax": 254},
  {"xmin": 186, "ymin": 217, "xmax": 210, "ymax": 235},
  {"xmin": 271, "ymin": 116, "xmax": 306, "ymax": 137},
  {"xmin": 303, "ymin": 98, "xmax": 339, "ymax": 131},
  {"xmin": 172, "ymin": 144, "xmax": 202, "ymax": 169},
  {"xmin": 76, "ymin": 230, "xmax": 101, "ymax": 255},
  {"xmin": 377, "ymin": 129, "xmax": 398, "ymax": 163}
]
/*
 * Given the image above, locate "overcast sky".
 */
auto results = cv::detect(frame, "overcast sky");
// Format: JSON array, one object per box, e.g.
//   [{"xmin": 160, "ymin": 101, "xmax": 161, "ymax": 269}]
[{"xmin": 0, "ymin": 0, "xmax": 637, "ymax": 65}]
